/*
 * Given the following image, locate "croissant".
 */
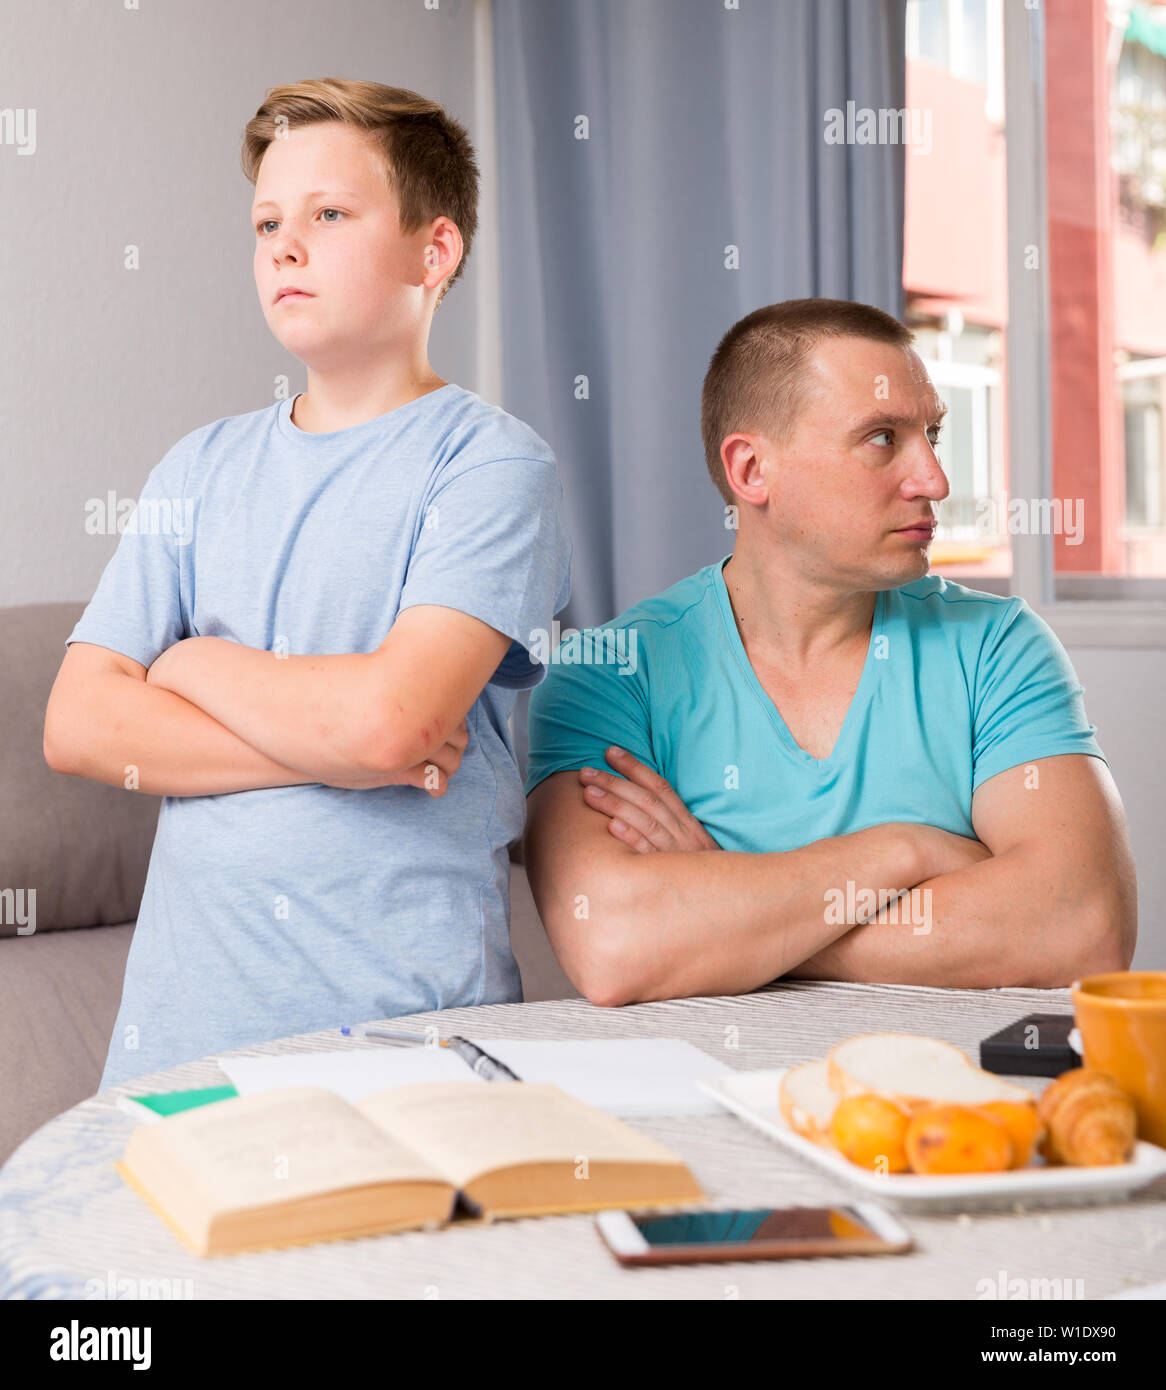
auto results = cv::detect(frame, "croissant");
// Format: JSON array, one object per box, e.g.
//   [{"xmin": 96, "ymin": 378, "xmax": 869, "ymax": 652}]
[{"xmin": 1037, "ymin": 1067, "xmax": 1137, "ymax": 1166}]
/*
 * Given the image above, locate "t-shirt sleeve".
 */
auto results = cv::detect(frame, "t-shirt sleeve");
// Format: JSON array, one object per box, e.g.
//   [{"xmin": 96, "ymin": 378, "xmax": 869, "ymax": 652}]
[
  {"xmin": 971, "ymin": 597, "xmax": 1107, "ymax": 792},
  {"xmin": 396, "ymin": 453, "xmax": 572, "ymax": 689},
  {"xmin": 64, "ymin": 441, "xmax": 192, "ymax": 668},
  {"xmin": 524, "ymin": 627, "xmax": 656, "ymax": 796}
]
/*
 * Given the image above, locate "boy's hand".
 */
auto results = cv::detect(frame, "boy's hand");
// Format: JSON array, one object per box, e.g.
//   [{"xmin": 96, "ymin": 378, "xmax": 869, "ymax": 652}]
[
  {"xmin": 145, "ymin": 636, "xmax": 202, "ymax": 692},
  {"xmin": 330, "ymin": 719, "xmax": 469, "ymax": 795},
  {"xmin": 578, "ymin": 746, "xmax": 721, "ymax": 853},
  {"xmin": 148, "ymin": 639, "xmax": 469, "ymax": 796}
]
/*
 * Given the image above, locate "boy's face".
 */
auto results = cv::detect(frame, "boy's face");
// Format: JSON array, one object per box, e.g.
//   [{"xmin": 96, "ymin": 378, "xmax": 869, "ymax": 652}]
[{"xmin": 251, "ymin": 121, "xmax": 433, "ymax": 370}]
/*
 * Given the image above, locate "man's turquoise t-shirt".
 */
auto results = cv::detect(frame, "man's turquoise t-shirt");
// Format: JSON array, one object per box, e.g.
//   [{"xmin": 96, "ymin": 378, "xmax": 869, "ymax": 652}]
[
  {"xmin": 524, "ymin": 556, "xmax": 1105, "ymax": 849},
  {"xmin": 68, "ymin": 385, "xmax": 571, "ymax": 1089}
]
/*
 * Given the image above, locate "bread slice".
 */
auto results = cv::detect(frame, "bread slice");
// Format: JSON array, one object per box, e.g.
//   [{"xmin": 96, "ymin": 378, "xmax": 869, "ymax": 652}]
[
  {"xmin": 827, "ymin": 1033, "xmax": 1033, "ymax": 1110},
  {"xmin": 778, "ymin": 1060, "xmax": 837, "ymax": 1144}
]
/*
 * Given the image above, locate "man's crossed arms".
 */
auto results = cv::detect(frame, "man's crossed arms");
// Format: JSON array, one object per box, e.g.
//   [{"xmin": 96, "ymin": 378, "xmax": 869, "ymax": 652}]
[{"xmin": 523, "ymin": 747, "xmax": 1136, "ymax": 1000}]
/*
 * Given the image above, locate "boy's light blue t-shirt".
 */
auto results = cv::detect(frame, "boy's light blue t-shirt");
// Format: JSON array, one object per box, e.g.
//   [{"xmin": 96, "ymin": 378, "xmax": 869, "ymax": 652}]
[
  {"xmin": 525, "ymin": 557, "xmax": 1106, "ymax": 849},
  {"xmin": 68, "ymin": 384, "xmax": 571, "ymax": 1089}
]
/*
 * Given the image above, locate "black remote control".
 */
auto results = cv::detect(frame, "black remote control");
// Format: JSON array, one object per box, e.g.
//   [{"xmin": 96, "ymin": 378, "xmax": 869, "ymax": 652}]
[{"xmin": 979, "ymin": 1013, "xmax": 1078, "ymax": 1077}]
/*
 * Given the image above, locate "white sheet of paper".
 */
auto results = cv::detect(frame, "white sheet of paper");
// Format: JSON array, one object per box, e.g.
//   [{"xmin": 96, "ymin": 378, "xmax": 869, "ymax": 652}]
[
  {"xmin": 217, "ymin": 1038, "xmax": 731, "ymax": 1115},
  {"xmin": 461, "ymin": 1038, "xmax": 731, "ymax": 1115},
  {"xmin": 218, "ymin": 1047, "xmax": 472, "ymax": 1105}
]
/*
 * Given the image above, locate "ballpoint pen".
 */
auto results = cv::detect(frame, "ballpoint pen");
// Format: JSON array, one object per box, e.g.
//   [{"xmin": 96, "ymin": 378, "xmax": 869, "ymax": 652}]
[{"xmin": 339, "ymin": 1024, "xmax": 522, "ymax": 1081}]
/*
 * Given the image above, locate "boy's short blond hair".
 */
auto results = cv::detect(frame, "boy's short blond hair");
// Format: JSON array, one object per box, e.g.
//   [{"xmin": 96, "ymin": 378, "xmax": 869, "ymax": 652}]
[{"xmin": 241, "ymin": 78, "xmax": 479, "ymax": 304}]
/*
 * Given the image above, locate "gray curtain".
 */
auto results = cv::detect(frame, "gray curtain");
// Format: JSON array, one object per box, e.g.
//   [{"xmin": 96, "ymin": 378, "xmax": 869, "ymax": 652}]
[{"xmin": 493, "ymin": 0, "xmax": 907, "ymax": 631}]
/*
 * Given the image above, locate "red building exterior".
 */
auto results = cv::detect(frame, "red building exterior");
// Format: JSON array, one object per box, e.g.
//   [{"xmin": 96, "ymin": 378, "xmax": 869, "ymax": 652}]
[{"xmin": 904, "ymin": 0, "xmax": 1166, "ymax": 578}]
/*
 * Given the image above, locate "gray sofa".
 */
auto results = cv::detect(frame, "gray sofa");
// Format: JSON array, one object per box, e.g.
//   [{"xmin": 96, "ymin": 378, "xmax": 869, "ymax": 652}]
[{"xmin": 0, "ymin": 602, "xmax": 578, "ymax": 1166}]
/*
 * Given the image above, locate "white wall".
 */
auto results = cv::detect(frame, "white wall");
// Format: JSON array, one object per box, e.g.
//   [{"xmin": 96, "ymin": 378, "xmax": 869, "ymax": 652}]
[
  {"xmin": 1063, "ymin": 646, "xmax": 1166, "ymax": 968},
  {"xmin": 0, "ymin": 0, "xmax": 481, "ymax": 605}
]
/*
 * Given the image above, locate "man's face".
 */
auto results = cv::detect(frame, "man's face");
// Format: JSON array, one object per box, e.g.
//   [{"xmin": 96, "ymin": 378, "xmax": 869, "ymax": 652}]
[
  {"xmin": 757, "ymin": 337, "xmax": 950, "ymax": 590},
  {"xmin": 251, "ymin": 121, "xmax": 431, "ymax": 371}
]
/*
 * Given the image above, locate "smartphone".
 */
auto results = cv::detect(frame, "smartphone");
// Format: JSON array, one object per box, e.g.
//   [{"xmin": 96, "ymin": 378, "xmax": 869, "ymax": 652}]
[{"xmin": 595, "ymin": 1203, "xmax": 913, "ymax": 1266}]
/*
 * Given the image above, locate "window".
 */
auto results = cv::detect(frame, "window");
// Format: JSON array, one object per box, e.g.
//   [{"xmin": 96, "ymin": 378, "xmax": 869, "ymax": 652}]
[
  {"xmin": 1110, "ymin": 11, "xmax": 1166, "ymax": 578},
  {"xmin": 904, "ymin": 0, "xmax": 1010, "ymax": 582},
  {"xmin": 912, "ymin": 321, "xmax": 1004, "ymax": 555},
  {"xmin": 907, "ymin": 0, "xmax": 1002, "ymax": 116},
  {"xmin": 905, "ymin": 0, "xmax": 1166, "ymax": 636},
  {"xmin": 1122, "ymin": 361, "xmax": 1165, "ymax": 532}
]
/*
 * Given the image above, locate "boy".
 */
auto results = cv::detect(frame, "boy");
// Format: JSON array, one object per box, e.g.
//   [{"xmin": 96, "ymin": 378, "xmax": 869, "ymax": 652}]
[{"xmin": 44, "ymin": 80, "xmax": 571, "ymax": 1089}]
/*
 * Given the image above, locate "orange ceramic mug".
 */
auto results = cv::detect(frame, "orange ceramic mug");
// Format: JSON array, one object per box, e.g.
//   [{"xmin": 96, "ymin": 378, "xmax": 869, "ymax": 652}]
[{"xmin": 1071, "ymin": 971, "xmax": 1166, "ymax": 1147}]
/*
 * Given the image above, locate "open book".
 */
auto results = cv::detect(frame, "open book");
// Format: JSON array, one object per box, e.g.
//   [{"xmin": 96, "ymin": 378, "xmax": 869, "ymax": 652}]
[{"xmin": 116, "ymin": 1081, "xmax": 705, "ymax": 1256}]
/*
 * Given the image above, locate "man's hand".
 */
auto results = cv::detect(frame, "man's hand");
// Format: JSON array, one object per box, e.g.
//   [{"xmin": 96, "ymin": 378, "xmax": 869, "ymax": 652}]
[
  {"xmin": 577, "ymin": 747, "xmax": 991, "ymax": 877},
  {"xmin": 578, "ymin": 746, "xmax": 721, "ymax": 852},
  {"xmin": 909, "ymin": 823, "xmax": 993, "ymax": 880}
]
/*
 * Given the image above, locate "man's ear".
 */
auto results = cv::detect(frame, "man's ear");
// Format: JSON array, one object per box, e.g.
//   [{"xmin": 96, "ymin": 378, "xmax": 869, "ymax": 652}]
[{"xmin": 721, "ymin": 434, "xmax": 770, "ymax": 508}]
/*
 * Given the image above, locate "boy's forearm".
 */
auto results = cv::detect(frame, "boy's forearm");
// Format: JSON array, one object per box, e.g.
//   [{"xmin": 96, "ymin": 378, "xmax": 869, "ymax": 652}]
[
  {"xmin": 146, "ymin": 636, "xmax": 384, "ymax": 783},
  {"xmin": 587, "ymin": 824, "xmax": 919, "ymax": 1004},
  {"xmin": 788, "ymin": 846, "xmax": 1125, "ymax": 989},
  {"xmin": 54, "ymin": 670, "xmax": 319, "ymax": 796}
]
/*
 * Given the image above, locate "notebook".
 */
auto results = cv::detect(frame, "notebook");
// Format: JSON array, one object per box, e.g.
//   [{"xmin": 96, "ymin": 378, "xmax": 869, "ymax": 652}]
[
  {"xmin": 217, "ymin": 1037, "xmax": 732, "ymax": 1116},
  {"xmin": 116, "ymin": 1085, "xmax": 239, "ymax": 1124}
]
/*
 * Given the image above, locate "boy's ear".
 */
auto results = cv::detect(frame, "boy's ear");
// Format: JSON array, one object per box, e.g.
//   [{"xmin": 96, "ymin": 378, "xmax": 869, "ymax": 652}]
[{"xmin": 422, "ymin": 217, "xmax": 462, "ymax": 292}]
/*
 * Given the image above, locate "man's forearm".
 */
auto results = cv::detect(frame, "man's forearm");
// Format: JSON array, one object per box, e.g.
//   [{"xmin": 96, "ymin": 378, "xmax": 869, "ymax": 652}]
[
  {"xmin": 582, "ymin": 824, "xmax": 920, "ymax": 1004},
  {"xmin": 54, "ymin": 670, "xmax": 320, "ymax": 796},
  {"xmin": 789, "ymin": 843, "xmax": 1127, "ymax": 988},
  {"xmin": 146, "ymin": 637, "xmax": 384, "ymax": 783}
]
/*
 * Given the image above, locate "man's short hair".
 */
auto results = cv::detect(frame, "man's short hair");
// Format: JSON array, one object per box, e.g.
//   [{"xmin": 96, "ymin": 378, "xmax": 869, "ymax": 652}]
[
  {"xmin": 240, "ymin": 78, "xmax": 479, "ymax": 306},
  {"xmin": 700, "ymin": 298, "xmax": 915, "ymax": 504}
]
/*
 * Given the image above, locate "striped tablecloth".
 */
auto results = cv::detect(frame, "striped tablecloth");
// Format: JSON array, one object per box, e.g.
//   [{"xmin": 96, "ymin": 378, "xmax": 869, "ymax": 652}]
[{"xmin": 2, "ymin": 980, "xmax": 1164, "ymax": 1300}]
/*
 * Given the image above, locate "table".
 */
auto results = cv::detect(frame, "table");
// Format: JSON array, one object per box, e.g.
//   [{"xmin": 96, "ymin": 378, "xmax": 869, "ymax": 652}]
[{"xmin": 2, "ymin": 980, "xmax": 1164, "ymax": 1300}]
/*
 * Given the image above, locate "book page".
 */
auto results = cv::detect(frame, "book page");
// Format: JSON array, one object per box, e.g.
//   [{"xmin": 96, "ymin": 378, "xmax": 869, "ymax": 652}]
[
  {"xmin": 358, "ymin": 1082, "xmax": 687, "ymax": 1189},
  {"xmin": 143, "ymin": 1086, "xmax": 450, "ymax": 1211}
]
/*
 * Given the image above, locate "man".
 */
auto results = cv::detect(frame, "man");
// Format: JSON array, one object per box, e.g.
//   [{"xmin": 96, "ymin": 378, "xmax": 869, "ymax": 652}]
[{"xmin": 522, "ymin": 298, "xmax": 1135, "ymax": 1004}]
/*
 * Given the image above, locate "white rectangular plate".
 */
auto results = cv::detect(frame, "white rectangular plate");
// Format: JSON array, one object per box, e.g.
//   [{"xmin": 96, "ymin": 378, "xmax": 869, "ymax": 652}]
[{"xmin": 697, "ymin": 1069, "xmax": 1166, "ymax": 1211}]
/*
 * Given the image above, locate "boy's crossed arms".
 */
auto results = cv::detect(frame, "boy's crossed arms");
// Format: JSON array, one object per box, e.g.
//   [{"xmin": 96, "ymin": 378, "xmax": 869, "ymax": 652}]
[{"xmin": 44, "ymin": 604, "xmax": 508, "ymax": 798}]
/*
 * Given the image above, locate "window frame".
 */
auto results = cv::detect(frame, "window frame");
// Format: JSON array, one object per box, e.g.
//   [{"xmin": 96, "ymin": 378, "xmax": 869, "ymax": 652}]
[
  {"xmin": 1002, "ymin": 0, "xmax": 1166, "ymax": 646},
  {"xmin": 922, "ymin": 355, "xmax": 1001, "ymax": 541}
]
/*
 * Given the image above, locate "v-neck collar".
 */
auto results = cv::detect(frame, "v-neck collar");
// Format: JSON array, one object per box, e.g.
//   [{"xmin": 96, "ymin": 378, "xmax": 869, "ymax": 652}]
[{"xmin": 711, "ymin": 554, "xmax": 886, "ymax": 771}]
